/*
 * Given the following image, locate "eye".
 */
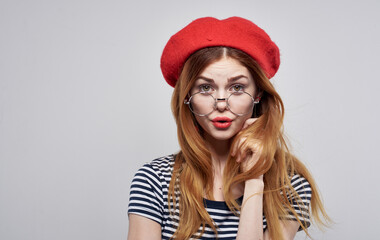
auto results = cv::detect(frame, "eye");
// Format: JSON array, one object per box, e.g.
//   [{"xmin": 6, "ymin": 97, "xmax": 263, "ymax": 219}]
[
  {"xmin": 199, "ymin": 84, "xmax": 213, "ymax": 92},
  {"xmin": 230, "ymin": 84, "xmax": 244, "ymax": 92}
]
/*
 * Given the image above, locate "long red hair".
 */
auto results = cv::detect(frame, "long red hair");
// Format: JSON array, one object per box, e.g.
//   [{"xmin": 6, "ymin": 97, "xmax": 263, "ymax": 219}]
[{"xmin": 169, "ymin": 47, "xmax": 330, "ymax": 239}]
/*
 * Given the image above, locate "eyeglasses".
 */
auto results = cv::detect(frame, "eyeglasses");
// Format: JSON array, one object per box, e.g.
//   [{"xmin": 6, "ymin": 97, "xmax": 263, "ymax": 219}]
[{"xmin": 184, "ymin": 91, "xmax": 260, "ymax": 116}]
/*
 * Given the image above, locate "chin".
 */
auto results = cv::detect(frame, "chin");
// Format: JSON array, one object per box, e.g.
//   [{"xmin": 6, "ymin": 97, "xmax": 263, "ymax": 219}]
[
  {"xmin": 210, "ymin": 135, "xmax": 233, "ymax": 141},
  {"xmin": 203, "ymin": 128, "xmax": 239, "ymax": 141}
]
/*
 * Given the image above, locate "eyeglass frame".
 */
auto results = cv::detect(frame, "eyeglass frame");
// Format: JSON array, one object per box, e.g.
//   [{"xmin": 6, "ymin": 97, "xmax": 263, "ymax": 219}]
[{"xmin": 184, "ymin": 91, "xmax": 261, "ymax": 117}]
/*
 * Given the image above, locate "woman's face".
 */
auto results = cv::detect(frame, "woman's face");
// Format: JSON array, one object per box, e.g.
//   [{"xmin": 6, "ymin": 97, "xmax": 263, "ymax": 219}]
[{"xmin": 189, "ymin": 57, "xmax": 258, "ymax": 142}]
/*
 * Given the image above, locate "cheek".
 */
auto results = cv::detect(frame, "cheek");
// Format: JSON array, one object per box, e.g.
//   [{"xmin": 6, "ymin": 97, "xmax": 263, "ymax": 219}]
[
  {"xmin": 235, "ymin": 115, "xmax": 250, "ymax": 128},
  {"xmin": 234, "ymin": 108, "xmax": 255, "ymax": 129},
  {"xmin": 194, "ymin": 115, "xmax": 207, "ymax": 129}
]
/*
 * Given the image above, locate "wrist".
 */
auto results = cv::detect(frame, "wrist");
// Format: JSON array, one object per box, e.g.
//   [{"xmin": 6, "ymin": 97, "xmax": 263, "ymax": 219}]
[{"xmin": 244, "ymin": 178, "xmax": 264, "ymax": 193}]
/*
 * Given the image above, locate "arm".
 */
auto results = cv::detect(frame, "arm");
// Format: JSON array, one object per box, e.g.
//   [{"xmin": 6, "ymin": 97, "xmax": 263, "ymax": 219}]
[
  {"xmin": 236, "ymin": 178, "xmax": 265, "ymax": 240},
  {"xmin": 127, "ymin": 214, "xmax": 161, "ymax": 240},
  {"xmin": 234, "ymin": 118, "xmax": 301, "ymax": 240},
  {"xmin": 263, "ymin": 220, "xmax": 300, "ymax": 240},
  {"xmin": 236, "ymin": 178, "xmax": 301, "ymax": 240},
  {"xmin": 128, "ymin": 163, "xmax": 164, "ymax": 240}
]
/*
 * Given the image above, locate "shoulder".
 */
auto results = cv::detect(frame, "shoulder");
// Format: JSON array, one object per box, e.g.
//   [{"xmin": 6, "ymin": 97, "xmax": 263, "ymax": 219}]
[
  {"xmin": 289, "ymin": 174, "xmax": 312, "ymax": 204},
  {"xmin": 148, "ymin": 154, "xmax": 176, "ymax": 172},
  {"xmin": 131, "ymin": 154, "xmax": 175, "ymax": 189},
  {"xmin": 136, "ymin": 154, "xmax": 175, "ymax": 178},
  {"xmin": 284, "ymin": 173, "xmax": 312, "ymax": 230},
  {"xmin": 128, "ymin": 154, "xmax": 176, "ymax": 225}
]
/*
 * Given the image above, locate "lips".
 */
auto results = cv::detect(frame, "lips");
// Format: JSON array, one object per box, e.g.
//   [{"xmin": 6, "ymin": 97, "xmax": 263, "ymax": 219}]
[{"xmin": 212, "ymin": 116, "xmax": 232, "ymax": 129}]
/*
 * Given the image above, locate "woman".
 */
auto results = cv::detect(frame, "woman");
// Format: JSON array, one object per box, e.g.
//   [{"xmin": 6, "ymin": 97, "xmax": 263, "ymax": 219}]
[{"xmin": 128, "ymin": 17, "xmax": 329, "ymax": 240}]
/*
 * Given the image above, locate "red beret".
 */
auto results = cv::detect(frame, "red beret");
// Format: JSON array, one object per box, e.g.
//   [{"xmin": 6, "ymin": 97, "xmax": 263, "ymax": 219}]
[{"xmin": 160, "ymin": 17, "xmax": 280, "ymax": 87}]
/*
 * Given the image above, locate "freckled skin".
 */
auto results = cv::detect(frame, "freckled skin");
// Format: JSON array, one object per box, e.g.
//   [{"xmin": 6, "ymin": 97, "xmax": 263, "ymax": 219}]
[{"xmin": 190, "ymin": 57, "xmax": 259, "ymax": 143}]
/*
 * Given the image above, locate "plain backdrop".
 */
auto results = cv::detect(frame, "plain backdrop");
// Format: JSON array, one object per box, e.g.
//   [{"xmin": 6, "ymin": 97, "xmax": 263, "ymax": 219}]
[{"xmin": 1, "ymin": 0, "xmax": 379, "ymax": 239}]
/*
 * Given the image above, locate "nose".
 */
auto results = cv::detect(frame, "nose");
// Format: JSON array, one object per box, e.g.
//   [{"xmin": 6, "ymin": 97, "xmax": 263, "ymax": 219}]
[{"xmin": 215, "ymin": 98, "xmax": 228, "ymax": 111}]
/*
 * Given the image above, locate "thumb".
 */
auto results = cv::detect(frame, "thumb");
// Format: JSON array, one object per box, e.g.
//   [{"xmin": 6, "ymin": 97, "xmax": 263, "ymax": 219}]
[{"xmin": 242, "ymin": 118, "xmax": 258, "ymax": 130}]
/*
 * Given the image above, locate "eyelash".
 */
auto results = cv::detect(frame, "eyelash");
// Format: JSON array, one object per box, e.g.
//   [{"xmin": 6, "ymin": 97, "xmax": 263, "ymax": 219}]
[
  {"xmin": 230, "ymin": 84, "xmax": 245, "ymax": 92},
  {"xmin": 199, "ymin": 84, "xmax": 213, "ymax": 92},
  {"xmin": 198, "ymin": 84, "xmax": 245, "ymax": 93}
]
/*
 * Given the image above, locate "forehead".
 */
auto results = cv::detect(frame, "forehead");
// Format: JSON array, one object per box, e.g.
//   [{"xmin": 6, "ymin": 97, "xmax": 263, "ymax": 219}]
[{"xmin": 198, "ymin": 57, "xmax": 251, "ymax": 80}]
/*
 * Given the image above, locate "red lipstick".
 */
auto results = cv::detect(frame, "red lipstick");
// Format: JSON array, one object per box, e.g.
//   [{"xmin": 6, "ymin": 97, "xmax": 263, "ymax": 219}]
[{"xmin": 212, "ymin": 116, "xmax": 232, "ymax": 129}]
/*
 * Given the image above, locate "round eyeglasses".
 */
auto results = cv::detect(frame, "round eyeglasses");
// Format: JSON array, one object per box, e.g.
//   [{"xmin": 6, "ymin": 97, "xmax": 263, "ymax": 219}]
[{"xmin": 184, "ymin": 91, "xmax": 260, "ymax": 116}]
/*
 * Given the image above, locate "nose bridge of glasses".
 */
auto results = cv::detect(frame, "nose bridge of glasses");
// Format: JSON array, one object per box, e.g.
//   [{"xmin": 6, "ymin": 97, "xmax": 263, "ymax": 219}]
[
  {"xmin": 215, "ymin": 97, "xmax": 227, "ymax": 102},
  {"xmin": 215, "ymin": 96, "xmax": 228, "ymax": 111},
  {"xmin": 215, "ymin": 90, "xmax": 239, "ymax": 109}
]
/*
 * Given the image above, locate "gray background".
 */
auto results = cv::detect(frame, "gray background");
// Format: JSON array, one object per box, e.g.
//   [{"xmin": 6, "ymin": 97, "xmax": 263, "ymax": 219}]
[{"xmin": 1, "ymin": 0, "xmax": 379, "ymax": 239}]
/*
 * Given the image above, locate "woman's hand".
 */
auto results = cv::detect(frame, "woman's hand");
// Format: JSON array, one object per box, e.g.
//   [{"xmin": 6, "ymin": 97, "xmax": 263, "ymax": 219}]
[{"xmin": 231, "ymin": 118, "xmax": 263, "ymax": 176}]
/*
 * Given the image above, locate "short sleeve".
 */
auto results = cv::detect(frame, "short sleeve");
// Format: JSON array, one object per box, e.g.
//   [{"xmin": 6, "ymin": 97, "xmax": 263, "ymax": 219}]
[
  {"xmin": 128, "ymin": 163, "xmax": 164, "ymax": 225},
  {"xmin": 286, "ymin": 174, "xmax": 312, "ymax": 230}
]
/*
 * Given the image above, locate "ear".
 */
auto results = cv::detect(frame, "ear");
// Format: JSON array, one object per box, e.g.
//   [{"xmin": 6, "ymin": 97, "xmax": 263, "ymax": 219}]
[
  {"xmin": 254, "ymin": 91, "xmax": 263, "ymax": 104},
  {"xmin": 184, "ymin": 93, "xmax": 192, "ymax": 105},
  {"xmin": 256, "ymin": 90, "xmax": 263, "ymax": 98}
]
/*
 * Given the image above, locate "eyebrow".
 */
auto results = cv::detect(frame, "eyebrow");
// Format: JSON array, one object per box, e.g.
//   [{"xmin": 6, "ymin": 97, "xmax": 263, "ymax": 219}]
[
  {"xmin": 227, "ymin": 75, "xmax": 249, "ymax": 82},
  {"xmin": 196, "ymin": 75, "xmax": 249, "ymax": 83},
  {"xmin": 196, "ymin": 76, "xmax": 214, "ymax": 83}
]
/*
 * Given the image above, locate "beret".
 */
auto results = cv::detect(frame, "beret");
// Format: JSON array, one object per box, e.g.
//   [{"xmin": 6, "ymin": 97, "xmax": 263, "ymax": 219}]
[{"xmin": 160, "ymin": 16, "xmax": 280, "ymax": 87}]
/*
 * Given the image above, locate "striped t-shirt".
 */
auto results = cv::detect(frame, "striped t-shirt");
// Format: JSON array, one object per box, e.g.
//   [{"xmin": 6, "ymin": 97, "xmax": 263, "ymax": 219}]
[{"xmin": 128, "ymin": 154, "xmax": 312, "ymax": 239}]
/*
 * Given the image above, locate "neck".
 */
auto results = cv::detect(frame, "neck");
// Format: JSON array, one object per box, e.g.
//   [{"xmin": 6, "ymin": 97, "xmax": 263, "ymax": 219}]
[{"xmin": 204, "ymin": 134, "xmax": 232, "ymax": 176}]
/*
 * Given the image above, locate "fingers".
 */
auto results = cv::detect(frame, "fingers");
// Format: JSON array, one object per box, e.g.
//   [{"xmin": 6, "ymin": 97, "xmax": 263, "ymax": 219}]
[
  {"xmin": 232, "ymin": 118, "xmax": 258, "ymax": 157},
  {"xmin": 234, "ymin": 139, "xmax": 250, "ymax": 162},
  {"xmin": 231, "ymin": 136, "xmax": 246, "ymax": 157},
  {"xmin": 232, "ymin": 137, "xmax": 263, "ymax": 173}
]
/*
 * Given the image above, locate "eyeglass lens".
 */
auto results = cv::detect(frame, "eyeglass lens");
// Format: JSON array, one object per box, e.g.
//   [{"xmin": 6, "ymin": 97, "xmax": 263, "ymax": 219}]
[{"xmin": 189, "ymin": 92, "xmax": 254, "ymax": 116}]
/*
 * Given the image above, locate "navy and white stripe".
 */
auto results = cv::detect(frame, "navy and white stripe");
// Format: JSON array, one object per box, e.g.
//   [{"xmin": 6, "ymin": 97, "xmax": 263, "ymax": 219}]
[{"xmin": 128, "ymin": 155, "xmax": 312, "ymax": 239}]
